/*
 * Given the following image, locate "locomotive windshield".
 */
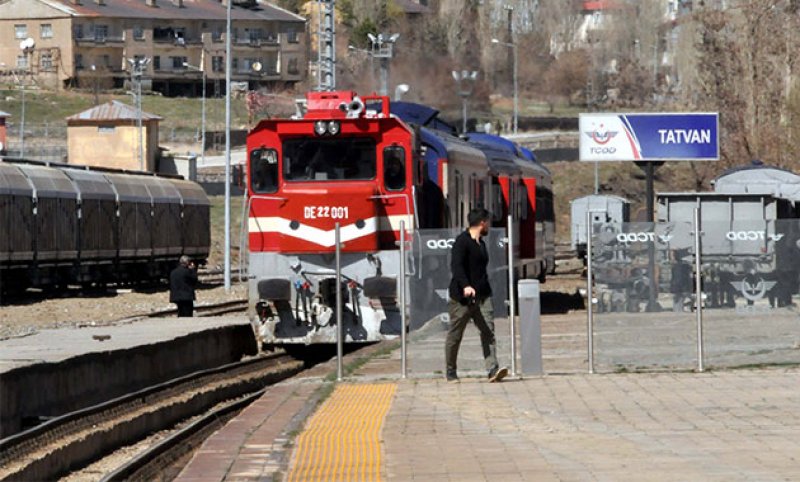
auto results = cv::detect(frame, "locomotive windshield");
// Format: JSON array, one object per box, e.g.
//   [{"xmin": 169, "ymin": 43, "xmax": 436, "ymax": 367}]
[{"xmin": 283, "ymin": 137, "xmax": 376, "ymax": 181}]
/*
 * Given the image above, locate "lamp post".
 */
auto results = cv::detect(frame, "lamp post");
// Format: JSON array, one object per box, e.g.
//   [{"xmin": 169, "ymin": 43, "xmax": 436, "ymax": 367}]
[
  {"xmin": 91, "ymin": 64, "xmax": 99, "ymax": 105},
  {"xmin": 183, "ymin": 61, "xmax": 206, "ymax": 168},
  {"xmin": 395, "ymin": 83, "xmax": 409, "ymax": 101},
  {"xmin": 19, "ymin": 80, "xmax": 26, "ymax": 159},
  {"xmin": 224, "ymin": 0, "xmax": 232, "ymax": 290},
  {"xmin": 491, "ymin": 38, "xmax": 518, "ymax": 134},
  {"xmin": 127, "ymin": 56, "xmax": 150, "ymax": 171},
  {"xmin": 451, "ymin": 70, "xmax": 478, "ymax": 134},
  {"xmin": 19, "ymin": 38, "xmax": 34, "ymax": 158}
]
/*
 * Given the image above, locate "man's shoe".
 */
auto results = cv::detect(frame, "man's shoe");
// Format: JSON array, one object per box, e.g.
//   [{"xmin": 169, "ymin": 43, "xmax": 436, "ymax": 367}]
[
  {"xmin": 488, "ymin": 366, "xmax": 509, "ymax": 383},
  {"xmin": 446, "ymin": 370, "xmax": 459, "ymax": 382}
]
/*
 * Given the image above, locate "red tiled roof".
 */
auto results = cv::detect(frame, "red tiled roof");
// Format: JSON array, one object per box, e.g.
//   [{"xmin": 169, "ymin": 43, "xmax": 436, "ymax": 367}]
[{"xmin": 582, "ymin": 1, "xmax": 623, "ymax": 11}]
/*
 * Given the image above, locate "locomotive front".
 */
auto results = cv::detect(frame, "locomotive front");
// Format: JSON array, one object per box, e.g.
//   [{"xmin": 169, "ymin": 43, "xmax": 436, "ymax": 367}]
[{"xmin": 246, "ymin": 91, "xmax": 416, "ymax": 347}]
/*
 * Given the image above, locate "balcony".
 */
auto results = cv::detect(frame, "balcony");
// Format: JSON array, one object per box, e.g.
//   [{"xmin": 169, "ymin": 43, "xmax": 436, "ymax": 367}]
[
  {"xmin": 233, "ymin": 35, "xmax": 280, "ymax": 48},
  {"xmin": 74, "ymin": 35, "xmax": 125, "ymax": 45},
  {"xmin": 75, "ymin": 65, "xmax": 124, "ymax": 74},
  {"xmin": 153, "ymin": 37, "xmax": 202, "ymax": 47},
  {"xmin": 234, "ymin": 68, "xmax": 280, "ymax": 78}
]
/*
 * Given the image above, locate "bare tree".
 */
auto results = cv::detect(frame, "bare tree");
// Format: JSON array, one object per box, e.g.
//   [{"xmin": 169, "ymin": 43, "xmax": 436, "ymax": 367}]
[{"xmin": 541, "ymin": 49, "xmax": 590, "ymax": 111}]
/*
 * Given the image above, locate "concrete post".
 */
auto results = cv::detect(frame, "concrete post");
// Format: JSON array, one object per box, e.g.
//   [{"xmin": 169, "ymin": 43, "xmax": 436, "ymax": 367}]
[{"xmin": 518, "ymin": 279, "xmax": 542, "ymax": 376}]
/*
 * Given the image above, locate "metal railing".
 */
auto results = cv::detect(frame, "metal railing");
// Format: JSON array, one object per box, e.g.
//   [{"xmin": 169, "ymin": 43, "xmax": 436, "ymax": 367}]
[{"xmin": 586, "ymin": 215, "xmax": 800, "ymax": 373}]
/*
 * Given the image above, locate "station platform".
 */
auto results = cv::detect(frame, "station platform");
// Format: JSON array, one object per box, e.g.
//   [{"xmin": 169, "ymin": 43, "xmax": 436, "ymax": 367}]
[
  {"xmin": 176, "ymin": 315, "xmax": 800, "ymax": 481},
  {"xmin": 0, "ymin": 316, "xmax": 256, "ymax": 437}
]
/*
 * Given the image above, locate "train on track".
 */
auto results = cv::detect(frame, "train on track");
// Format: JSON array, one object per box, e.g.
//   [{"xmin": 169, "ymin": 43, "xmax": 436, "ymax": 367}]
[
  {"xmin": 656, "ymin": 161, "xmax": 800, "ymax": 309},
  {"xmin": 0, "ymin": 159, "xmax": 210, "ymax": 296},
  {"xmin": 246, "ymin": 90, "xmax": 555, "ymax": 348}
]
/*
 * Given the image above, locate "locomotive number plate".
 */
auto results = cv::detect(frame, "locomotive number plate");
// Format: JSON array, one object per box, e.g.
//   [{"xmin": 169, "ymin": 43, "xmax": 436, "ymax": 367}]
[{"xmin": 304, "ymin": 206, "xmax": 350, "ymax": 220}]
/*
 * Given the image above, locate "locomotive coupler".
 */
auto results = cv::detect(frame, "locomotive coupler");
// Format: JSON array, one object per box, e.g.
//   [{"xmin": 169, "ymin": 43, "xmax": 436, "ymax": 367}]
[{"xmin": 255, "ymin": 300, "xmax": 273, "ymax": 322}]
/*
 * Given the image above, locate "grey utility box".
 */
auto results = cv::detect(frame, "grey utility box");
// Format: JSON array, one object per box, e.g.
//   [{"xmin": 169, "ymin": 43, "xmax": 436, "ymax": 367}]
[{"xmin": 518, "ymin": 279, "xmax": 543, "ymax": 376}]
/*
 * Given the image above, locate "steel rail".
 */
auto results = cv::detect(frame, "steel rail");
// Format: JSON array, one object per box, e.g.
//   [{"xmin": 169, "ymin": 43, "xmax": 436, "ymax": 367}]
[
  {"xmin": 0, "ymin": 352, "xmax": 299, "ymax": 481},
  {"xmin": 100, "ymin": 390, "xmax": 264, "ymax": 482},
  {"xmin": 114, "ymin": 298, "xmax": 248, "ymax": 322}
]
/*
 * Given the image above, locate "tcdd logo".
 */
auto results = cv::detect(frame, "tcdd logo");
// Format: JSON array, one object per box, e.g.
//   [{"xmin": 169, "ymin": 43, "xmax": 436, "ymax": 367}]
[
  {"xmin": 584, "ymin": 123, "xmax": 618, "ymax": 145},
  {"xmin": 426, "ymin": 239, "xmax": 455, "ymax": 250}
]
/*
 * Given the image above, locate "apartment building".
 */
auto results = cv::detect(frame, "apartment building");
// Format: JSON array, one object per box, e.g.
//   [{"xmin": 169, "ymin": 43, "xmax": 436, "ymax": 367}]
[{"xmin": 0, "ymin": 0, "xmax": 307, "ymax": 95}]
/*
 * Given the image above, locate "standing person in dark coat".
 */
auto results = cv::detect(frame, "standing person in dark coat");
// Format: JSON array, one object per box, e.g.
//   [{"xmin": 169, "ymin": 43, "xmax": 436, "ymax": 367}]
[
  {"xmin": 445, "ymin": 207, "xmax": 509, "ymax": 383},
  {"xmin": 170, "ymin": 255, "xmax": 197, "ymax": 317},
  {"xmin": 670, "ymin": 249, "xmax": 692, "ymax": 312}
]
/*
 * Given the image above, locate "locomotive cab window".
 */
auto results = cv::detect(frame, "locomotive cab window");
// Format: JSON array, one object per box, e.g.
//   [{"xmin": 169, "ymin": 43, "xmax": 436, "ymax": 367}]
[
  {"xmin": 283, "ymin": 137, "xmax": 376, "ymax": 181},
  {"xmin": 250, "ymin": 148, "xmax": 278, "ymax": 193},
  {"xmin": 383, "ymin": 145, "xmax": 405, "ymax": 191}
]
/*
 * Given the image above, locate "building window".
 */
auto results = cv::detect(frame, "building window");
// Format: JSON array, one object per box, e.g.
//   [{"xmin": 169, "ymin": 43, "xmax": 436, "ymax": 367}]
[
  {"xmin": 212, "ymin": 56, "xmax": 224, "ymax": 72},
  {"xmin": 232, "ymin": 57, "xmax": 238, "ymax": 71},
  {"xmin": 243, "ymin": 58, "xmax": 261, "ymax": 72},
  {"xmin": 75, "ymin": 54, "xmax": 84, "ymax": 69},
  {"xmin": 74, "ymin": 24, "xmax": 83, "ymax": 39},
  {"xmin": 40, "ymin": 53, "xmax": 53, "ymax": 70},
  {"xmin": 212, "ymin": 26, "xmax": 223, "ymax": 42},
  {"xmin": 41, "ymin": 24, "xmax": 53, "ymax": 39},
  {"xmin": 287, "ymin": 30, "xmax": 298, "ymax": 43},
  {"xmin": 102, "ymin": 54, "xmax": 111, "ymax": 68},
  {"xmin": 267, "ymin": 55, "xmax": 279, "ymax": 74},
  {"xmin": 94, "ymin": 25, "xmax": 108, "ymax": 41},
  {"xmin": 98, "ymin": 125, "xmax": 115, "ymax": 133},
  {"xmin": 174, "ymin": 27, "xmax": 186, "ymax": 42},
  {"xmin": 248, "ymin": 28, "xmax": 263, "ymax": 43},
  {"xmin": 16, "ymin": 55, "xmax": 28, "ymax": 69},
  {"xmin": 153, "ymin": 56, "xmax": 161, "ymax": 70},
  {"xmin": 171, "ymin": 56, "xmax": 187, "ymax": 69},
  {"xmin": 287, "ymin": 58, "xmax": 299, "ymax": 75},
  {"xmin": 133, "ymin": 25, "xmax": 144, "ymax": 40},
  {"xmin": 15, "ymin": 24, "xmax": 27, "ymax": 39}
]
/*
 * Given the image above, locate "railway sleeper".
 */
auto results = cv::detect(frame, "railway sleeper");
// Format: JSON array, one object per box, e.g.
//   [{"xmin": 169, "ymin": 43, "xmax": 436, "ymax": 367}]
[{"xmin": 0, "ymin": 359, "xmax": 303, "ymax": 482}]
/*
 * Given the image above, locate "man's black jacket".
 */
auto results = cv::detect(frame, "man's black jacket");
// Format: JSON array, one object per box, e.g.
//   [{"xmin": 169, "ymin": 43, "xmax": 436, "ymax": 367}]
[
  {"xmin": 170, "ymin": 265, "xmax": 198, "ymax": 302},
  {"xmin": 448, "ymin": 230, "xmax": 492, "ymax": 304}
]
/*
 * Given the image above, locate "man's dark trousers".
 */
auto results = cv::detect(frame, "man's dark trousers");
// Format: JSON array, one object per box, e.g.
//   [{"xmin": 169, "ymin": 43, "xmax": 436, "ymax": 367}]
[
  {"xmin": 445, "ymin": 297, "xmax": 499, "ymax": 374},
  {"xmin": 176, "ymin": 300, "xmax": 193, "ymax": 318}
]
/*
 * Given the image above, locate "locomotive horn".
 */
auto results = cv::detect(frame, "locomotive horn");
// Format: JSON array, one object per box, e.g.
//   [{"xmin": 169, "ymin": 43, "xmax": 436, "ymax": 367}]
[{"xmin": 346, "ymin": 96, "xmax": 365, "ymax": 118}]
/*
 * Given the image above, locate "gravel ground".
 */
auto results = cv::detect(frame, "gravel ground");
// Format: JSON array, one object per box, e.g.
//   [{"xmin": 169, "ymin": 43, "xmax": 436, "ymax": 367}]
[{"xmin": 0, "ymin": 282, "xmax": 248, "ymax": 340}]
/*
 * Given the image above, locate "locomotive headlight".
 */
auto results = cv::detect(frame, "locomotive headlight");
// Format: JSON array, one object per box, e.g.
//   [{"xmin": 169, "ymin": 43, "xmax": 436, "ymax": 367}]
[
  {"xmin": 314, "ymin": 121, "xmax": 328, "ymax": 136},
  {"xmin": 327, "ymin": 120, "xmax": 341, "ymax": 136}
]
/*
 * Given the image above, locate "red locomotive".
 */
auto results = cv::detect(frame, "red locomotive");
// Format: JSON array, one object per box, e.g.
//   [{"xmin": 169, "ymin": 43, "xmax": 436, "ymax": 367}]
[{"xmin": 246, "ymin": 91, "xmax": 553, "ymax": 348}]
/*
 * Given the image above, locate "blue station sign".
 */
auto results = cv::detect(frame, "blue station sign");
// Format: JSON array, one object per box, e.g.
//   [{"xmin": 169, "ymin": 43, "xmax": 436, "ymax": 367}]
[{"xmin": 579, "ymin": 113, "xmax": 719, "ymax": 161}]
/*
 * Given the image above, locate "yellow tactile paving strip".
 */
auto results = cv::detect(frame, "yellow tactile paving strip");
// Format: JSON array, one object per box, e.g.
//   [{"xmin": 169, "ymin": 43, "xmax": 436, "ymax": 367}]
[{"xmin": 286, "ymin": 383, "xmax": 397, "ymax": 482}]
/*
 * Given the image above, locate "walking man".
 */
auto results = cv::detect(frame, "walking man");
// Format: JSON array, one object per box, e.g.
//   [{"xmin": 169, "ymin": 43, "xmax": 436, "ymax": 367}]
[
  {"xmin": 170, "ymin": 255, "xmax": 197, "ymax": 317},
  {"xmin": 445, "ymin": 208, "xmax": 509, "ymax": 383}
]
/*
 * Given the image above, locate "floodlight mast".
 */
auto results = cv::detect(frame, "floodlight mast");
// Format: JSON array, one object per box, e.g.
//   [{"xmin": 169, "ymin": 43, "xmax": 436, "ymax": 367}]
[
  {"xmin": 127, "ymin": 56, "xmax": 150, "ymax": 171},
  {"xmin": 184, "ymin": 61, "xmax": 206, "ymax": 170},
  {"xmin": 367, "ymin": 32, "xmax": 399, "ymax": 96}
]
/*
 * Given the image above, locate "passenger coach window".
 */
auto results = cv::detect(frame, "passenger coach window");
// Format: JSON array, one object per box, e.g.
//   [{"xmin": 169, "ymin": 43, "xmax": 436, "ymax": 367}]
[
  {"xmin": 283, "ymin": 137, "xmax": 376, "ymax": 181},
  {"xmin": 383, "ymin": 146, "xmax": 405, "ymax": 191},
  {"xmin": 250, "ymin": 148, "xmax": 278, "ymax": 193}
]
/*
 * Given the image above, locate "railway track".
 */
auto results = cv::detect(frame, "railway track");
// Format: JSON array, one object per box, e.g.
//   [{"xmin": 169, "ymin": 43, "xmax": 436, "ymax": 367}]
[
  {"xmin": 114, "ymin": 298, "xmax": 249, "ymax": 323},
  {"xmin": 0, "ymin": 352, "xmax": 303, "ymax": 482}
]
